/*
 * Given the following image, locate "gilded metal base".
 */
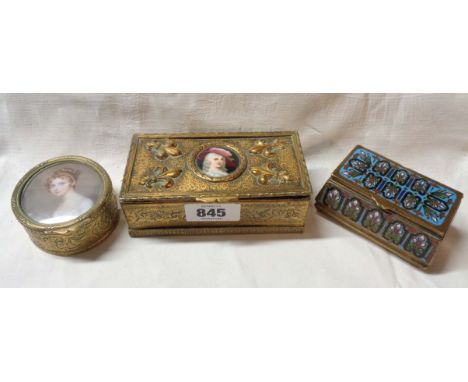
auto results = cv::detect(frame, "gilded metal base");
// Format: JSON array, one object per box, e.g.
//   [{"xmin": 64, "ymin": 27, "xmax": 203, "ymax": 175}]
[
  {"xmin": 25, "ymin": 194, "xmax": 120, "ymax": 256},
  {"xmin": 129, "ymin": 225, "xmax": 304, "ymax": 237},
  {"xmin": 122, "ymin": 199, "xmax": 310, "ymax": 229}
]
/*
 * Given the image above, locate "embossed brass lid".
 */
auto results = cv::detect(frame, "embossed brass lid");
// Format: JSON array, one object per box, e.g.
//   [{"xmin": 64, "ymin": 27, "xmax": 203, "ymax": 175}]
[
  {"xmin": 120, "ymin": 132, "xmax": 312, "ymax": 204},
  {"xmin": 331, "ymin": 145, "xmax": 463, "ymax": 238},
  {"xmin": 11, "ymin": 156, "xmax": 120, "ymax": 256}
]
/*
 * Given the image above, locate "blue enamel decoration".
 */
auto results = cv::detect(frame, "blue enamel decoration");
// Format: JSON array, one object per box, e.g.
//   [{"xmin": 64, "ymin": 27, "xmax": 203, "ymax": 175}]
[
  {"xmin": 425, "ymin": 196, "xmax": 448, "ymax": 212},
  {"xmin": 402, "ymin": 193, "xmax": 420, "ymax": 210},
  {"xmin": 362, "ymin": 209, "xmax": 384, "ymax": 233},
  {"xmin": 384, "ymin": 221, "xmax": 407, "ymax": 245},
  {"xmin": 373, "ymin": 160, "xmax": 391, "ymax": 175},
  {"xmin": 342, "ymin": 198, "xmax": 363, "ymax": 221},
  {"xmin": 349, "ymin": 159, "xmax": 368, "ymax": 173},
  {"xmin": 325, "ymin": 188, "xmax": 343, "ymax": 210},
  {"xmin": 338, "ymin": 147, "xmax": 458, "ymax": 226},
  {"xmin": 405, "ymin": 233, "xmax": 431, "ymax": 259},
  {"xmin": 411, "ymin": 178, "xmax": 429, "ymax": 195},
  {"xmin": 382, "ymin": 183, "xmax": 400, "ymax": 199},
  {"xmin": 363, "ymin": 174, "xmax": 381, "ymax": 189},
  {"xmin": 392, "ymin": 169, "xmax": 409, "ymax": 185}
]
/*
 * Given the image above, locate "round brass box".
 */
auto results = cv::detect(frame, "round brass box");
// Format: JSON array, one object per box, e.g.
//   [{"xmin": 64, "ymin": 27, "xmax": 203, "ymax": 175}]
[{"xmin": 11, "ymin": 156, "xmax": 119, "ymax": 256}]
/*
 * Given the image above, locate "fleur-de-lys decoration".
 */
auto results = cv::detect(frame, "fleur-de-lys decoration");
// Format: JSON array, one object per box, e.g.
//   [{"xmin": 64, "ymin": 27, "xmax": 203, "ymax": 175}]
[
  {"xmin": 249, "ymin": 139, "xmax": 285, "ymax": 158},
  {"xmin": 140, "ymin": 166, "xmax": 182, "ymax": 189},
  {"xmin": 251, "ymin": 162, "xmax": 292, "ymax": 185},
  {"xmin": 146, "ymin": 140, "xmax": 182, "ymax": 160}
]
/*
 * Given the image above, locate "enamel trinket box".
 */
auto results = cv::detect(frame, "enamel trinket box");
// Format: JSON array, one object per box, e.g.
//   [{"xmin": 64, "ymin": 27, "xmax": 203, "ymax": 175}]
[
  {"xmin": 315, "ymin": 145, "xmax": 463, "ymax": 269},
  {"xmin": 120, "ymin": 132, "xmax": 312, "ymax": 236}
]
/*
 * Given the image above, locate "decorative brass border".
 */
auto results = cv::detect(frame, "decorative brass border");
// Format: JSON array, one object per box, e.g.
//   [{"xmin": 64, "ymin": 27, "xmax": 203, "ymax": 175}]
[
  {"xmin": 11, "ymin": 156, "xmax": 119, "ymax": 255},
  {"xmin": 12, "ymin": 156, "xmax": 111, "ymax": 229},
  {"xmin": 188, "ymin": 142, "xmax": 247, "ymax": 183},
  {"xmin": 129, "ymin": 225, "xmax": 304, "ymax": 237}
]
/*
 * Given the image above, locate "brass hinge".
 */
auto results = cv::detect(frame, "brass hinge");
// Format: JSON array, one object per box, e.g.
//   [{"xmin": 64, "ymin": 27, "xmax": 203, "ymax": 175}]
[
  {"xmin": 195, "ymin": 196, "xmax": 240, "ymax": 203},
  {"xmin": 370, "ymin": 195, "xmax": 393, "ymax": 213}
]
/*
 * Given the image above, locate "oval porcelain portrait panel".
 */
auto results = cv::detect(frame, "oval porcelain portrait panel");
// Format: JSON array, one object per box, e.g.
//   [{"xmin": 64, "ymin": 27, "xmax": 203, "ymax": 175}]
[{"xmin": 195, "ymin": 146, "xmax": 241, "ymax": 179}]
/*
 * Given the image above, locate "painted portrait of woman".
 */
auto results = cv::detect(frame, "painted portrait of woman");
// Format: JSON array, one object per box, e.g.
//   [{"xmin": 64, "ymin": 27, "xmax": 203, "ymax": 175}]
[
  {"xmin": 196, "ymin": 147, "xmax": 239, "ymax": 179},
  {"xmin": 42, "ymin": 168, "xmax": 94, "ymax": 223},
  {"xmin": 21, "ymin": 162, "xmax": 103, "ymax": 224}
]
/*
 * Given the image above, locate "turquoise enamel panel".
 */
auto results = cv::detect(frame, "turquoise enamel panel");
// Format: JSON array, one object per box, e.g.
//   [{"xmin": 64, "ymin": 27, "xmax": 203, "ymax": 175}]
[{"xmin": 338, "ymin": 147, "xmax": 458, "ymax": 226}]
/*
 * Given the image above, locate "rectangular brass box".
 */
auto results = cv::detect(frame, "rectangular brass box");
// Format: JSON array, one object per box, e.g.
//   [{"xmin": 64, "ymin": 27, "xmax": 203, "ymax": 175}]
[
  {"xmin": 120, "ymin": 132, "xmax": 312, "ymax": 236},
  {"xmin": 315, "ymin": 145, "xmax": 463, "ymax": 270}
]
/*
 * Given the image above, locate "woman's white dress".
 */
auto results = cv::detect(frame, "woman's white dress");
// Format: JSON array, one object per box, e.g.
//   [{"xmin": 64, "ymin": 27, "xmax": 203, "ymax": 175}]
[{"xmin": 39, "ymin": 196, "xmax": 94, "ymax": 224}]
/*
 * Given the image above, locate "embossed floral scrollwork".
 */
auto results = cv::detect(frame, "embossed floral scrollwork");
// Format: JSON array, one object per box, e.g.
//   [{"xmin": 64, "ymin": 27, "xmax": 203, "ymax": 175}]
[
  {"xmin": 146, "ymin": 140, "xmax": 182, "ymax": 160},
  {"xmin": 27, "ymin": 195, "xmax": 119, "ymax": 256},
  {"xmin": 140, "ymin": 166, "xmax": 182, "ymax": 189},
  {"xmin": 242, "ymin": 206, "xmax": 301, "ymax": 221},
  {"xmin": 251, "ymin": 162, "xmax": 292, "ymax": 185}
]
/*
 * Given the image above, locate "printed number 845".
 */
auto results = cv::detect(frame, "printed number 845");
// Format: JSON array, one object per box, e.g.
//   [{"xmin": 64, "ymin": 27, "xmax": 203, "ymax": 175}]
[{"xmin": 196, "ymin": 208, "xmax": 226, "ymax": 217}]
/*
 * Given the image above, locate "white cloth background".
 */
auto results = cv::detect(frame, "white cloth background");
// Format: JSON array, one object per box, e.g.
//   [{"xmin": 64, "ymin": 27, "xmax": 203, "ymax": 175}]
[{"xmin": 1, "ymin": 94, "xmax": 467, "ymax": 287}]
